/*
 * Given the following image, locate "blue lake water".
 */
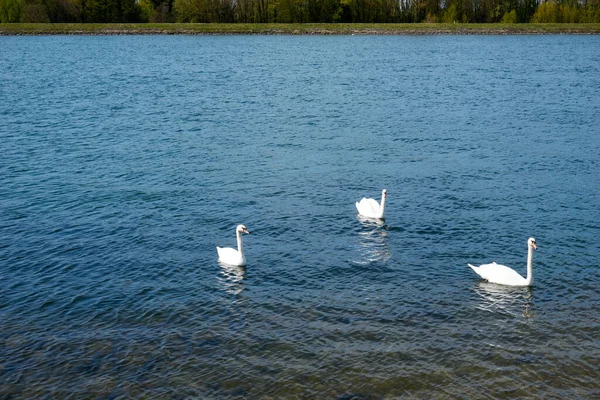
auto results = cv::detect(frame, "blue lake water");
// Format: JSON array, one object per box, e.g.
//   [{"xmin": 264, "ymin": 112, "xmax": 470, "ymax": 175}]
[{"xmin": 1, "ymin": 34, "xmax": 600, "ymax": 398}]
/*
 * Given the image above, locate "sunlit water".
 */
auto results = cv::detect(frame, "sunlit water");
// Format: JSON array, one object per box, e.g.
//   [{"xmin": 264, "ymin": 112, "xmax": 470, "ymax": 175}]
[{"xmin": 1, "ymin": 35, "xmax": 599, "ymax": 399}]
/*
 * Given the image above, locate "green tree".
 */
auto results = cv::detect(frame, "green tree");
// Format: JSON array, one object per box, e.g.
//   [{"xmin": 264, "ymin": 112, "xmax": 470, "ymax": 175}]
[
  {"xmin": 441, "ymin": 2, "xmax": 457, "ymax": 22},
  {"xmin": 67, "ymin": 0, "xmax": 140, "ymax": 21},
  {"xmin": 173, "ymin": 0, "xmax": 202, "ymax": 21},
  {"xmin": 21, "ymin": 1, "xmax": 51, "ymax": 22},
  {"xmin": 272, "ymin": 0, "xmax": 308, "ymax": 22},
  {"xmin": 137, "ymin": 0, "xmax": 153, "ymax": 21},
  {"xmin": 531, "ymin": 1, "xmax": 559, "ymax": 22},
  {"xmin": 0, "ymin": 0, "xmax": 24, "ymax": 22},
  {"xmin": 581, "ymin": 0, "xmax": 600, "ymax": 22},
  {"xmin": 516, "ymin": 0, "xmax": 537, "ymax": 21},
  {"xmin": 501, "ymin": 8, "xmax": 517, "ymax": 21}
]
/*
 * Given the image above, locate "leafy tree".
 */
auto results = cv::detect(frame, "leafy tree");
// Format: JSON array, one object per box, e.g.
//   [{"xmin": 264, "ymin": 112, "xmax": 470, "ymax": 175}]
[
  {"xmin": 66, "ymin": 0, "xmax": 141, "ymax": 21},
  {"xmin": 173, "ymin": 0, "xmax": 196, "ymax": 21},
  {"xmin": 44, "ymin": 0, "xmax": 80, "ymax": 21},
  {"xmin": 441, "ymin": 2, "xmax": 457, "ymax": 22},
  {"xmin": 138, "ymin": 0, "xmax": 154, "ymax": 21},
  {"xmin": 3, "ymin": 0, "xmax": 599, "ymax": 23},
  {"xmin": 515, "ymin": 0, "xmax": 536, "ymax": 21},
  {"xmin": 0, "ymin": 0, "xmax": 24, "ymax": 22},
  {"xmin": 140, "ymin": 0, "xmax": 174, "ymax": 22},
  {"xmin": 581, "ymin": 0, "xmax": 600, "ymax": 21},
  {"xmin": 531, "ymin": 0, "xmax": 561, "ymax": 22},
  {"xmin": 271, "ymin": 0, "xmax": 308, "ymax": 22},
  {"xmin": 501, "ymin": 8, "xmax": 517, "ymax": 22},
  {"xmin": 21, "ymin": 1, "xmax": 51, "ymax": 22}
]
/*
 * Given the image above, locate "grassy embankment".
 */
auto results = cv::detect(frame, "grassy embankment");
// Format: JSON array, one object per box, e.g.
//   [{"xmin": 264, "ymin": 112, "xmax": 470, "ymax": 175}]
[{"xmin": 1, "ymin": 23, "xmax": 600, "ymax": 35}]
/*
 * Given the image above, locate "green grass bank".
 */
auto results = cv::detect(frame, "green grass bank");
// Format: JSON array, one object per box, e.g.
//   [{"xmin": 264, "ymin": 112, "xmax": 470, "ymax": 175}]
[{"xmin": 2, "ymin": 23, "xmax": 600, "ymax": 35}]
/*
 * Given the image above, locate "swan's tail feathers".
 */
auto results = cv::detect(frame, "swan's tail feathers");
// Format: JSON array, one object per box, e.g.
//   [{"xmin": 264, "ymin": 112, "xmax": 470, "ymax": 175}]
[{"xmin": 468, "ymin": 263, "xmax": 479, "ymax": 273}]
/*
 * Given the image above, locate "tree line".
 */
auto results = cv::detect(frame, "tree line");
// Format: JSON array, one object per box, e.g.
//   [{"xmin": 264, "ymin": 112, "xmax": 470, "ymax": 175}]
[{"xmin": 1, "ymin": 0, "xmax": 599, "ymax": 23}]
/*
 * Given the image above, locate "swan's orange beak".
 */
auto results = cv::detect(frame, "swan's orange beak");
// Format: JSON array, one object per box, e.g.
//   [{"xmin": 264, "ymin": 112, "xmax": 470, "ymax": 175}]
[
  {"xmin": 243, "ymin": 228, "xmax": 250, "ymax": 234},
  {"xmin": 532, "ymin": 242, "xmax": 537, "ymax": 250}
]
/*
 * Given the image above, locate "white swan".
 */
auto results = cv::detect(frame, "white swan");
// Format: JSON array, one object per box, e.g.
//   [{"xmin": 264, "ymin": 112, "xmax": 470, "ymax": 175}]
[
  {"xmin": 356, "ymin": 189, "xmax": 387, "ymax": 219},
  {"xmin": 468, "ymin": 237, "xmax": 538, "ymax": 286},
  {"xmin": 216, "ymin": 224, "xmax": 250, "ymax": 266}
]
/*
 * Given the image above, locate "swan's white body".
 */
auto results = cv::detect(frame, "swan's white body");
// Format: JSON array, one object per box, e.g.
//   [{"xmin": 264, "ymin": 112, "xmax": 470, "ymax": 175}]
[
  {"xmin": 217, "ymin": 225, "xmax": 250, "ymax": 266},
  {"xmin": 468, "ymin": 238, "xmax": 538, "ymax": 286},
  {"xmin": 356, "ymin": 189, "xmax": 387, "ymax": 219}
]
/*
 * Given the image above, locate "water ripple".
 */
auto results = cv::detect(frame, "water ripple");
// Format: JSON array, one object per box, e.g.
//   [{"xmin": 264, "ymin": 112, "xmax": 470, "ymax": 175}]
[{"xmin": 1, "ymin": 35, "xmax": 600, "ymax": 399}]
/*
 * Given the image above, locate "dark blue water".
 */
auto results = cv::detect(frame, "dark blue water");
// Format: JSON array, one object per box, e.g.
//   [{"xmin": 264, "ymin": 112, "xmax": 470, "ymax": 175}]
[{"xmin": 1, "ymin": 35, "xmax": 599, "ymax": 398}]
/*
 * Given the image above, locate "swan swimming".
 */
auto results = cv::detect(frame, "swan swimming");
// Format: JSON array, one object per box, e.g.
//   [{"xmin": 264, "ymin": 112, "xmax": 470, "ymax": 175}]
[
  {"xmin": 217, "ymin": 224, "xmax": 250, "ymax": 266},
  {"xmin": 356, "ymin": 189, "xmax": 387, "ymax": 219},
  {"xmin": 468, "ymin": 237, "xmax": 538, "ymax": 286}
]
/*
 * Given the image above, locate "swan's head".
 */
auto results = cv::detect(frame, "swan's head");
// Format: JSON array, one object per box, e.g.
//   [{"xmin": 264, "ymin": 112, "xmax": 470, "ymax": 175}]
[
  {"xmin": 382, "ymin": 189, "xmax": 387, "ymax": 198},
  {"xmin": 236, "ymin": 224, "xmax": 250, "ymax": 234},
  {"xmin": 528, "ymin": 237, "xmax": 537, "ymax": 250}
]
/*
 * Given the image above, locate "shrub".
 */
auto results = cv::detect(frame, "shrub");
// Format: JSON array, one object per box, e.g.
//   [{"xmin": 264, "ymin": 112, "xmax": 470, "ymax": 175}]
[{"xmin": 501, "ymin": 9, "xmax": 517, "ymax": 23}]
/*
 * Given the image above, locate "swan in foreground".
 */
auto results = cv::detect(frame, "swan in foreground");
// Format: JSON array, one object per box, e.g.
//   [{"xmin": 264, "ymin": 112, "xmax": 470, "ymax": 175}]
[
  {"xmin": 468, "ymin": 237, "xmax": 538, "ymax": 286},
  {"xmin": 217, "ymin": 224, "xmax": 250, "ymax": 266},
  {"xmin": 356, "ymin": 189, "xmax": 387, "ymax": 219}
]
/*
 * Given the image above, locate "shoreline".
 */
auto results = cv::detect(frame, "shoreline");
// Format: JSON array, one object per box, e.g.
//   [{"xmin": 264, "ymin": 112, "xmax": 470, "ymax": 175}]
[{"xmin": 2, "ymin": 23, "xmax": 600, "ymax": 36}]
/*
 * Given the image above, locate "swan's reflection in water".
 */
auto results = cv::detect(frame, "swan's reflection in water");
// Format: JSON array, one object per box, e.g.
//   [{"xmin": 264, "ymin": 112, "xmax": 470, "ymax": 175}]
[
  {"xmin": 354, "ymin": 215, "xmax": 391, "ymax": 264},
  {"xmin": 217, "ymin": 262, "xmax": 246, "ymax": 296},
  {"xmin": 474, "ymin": 282, "xmax": 534, "ymax": 319},
  {"xmin": 357, "ymin": 214, "xmax": 386, "ymax": 227}
]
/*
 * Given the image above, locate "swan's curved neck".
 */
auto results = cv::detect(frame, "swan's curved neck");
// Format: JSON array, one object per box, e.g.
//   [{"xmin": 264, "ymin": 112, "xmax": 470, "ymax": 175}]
[
  {"xmin": 525, "ymin": 245, "xmax": 534, "ymax": 285},
  {"xmin": 236, "ymin": 230, "xmax": 244, "ymax": 255},
  {"xmin": 379, "ymin": 194, "xmax": 387, "ymax": 218}
]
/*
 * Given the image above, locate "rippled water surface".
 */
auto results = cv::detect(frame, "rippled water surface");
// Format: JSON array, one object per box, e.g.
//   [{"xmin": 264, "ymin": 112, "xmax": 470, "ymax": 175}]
[{"xmin": 1, "ymin": 35, "xmax": 600, "ymax": 399}]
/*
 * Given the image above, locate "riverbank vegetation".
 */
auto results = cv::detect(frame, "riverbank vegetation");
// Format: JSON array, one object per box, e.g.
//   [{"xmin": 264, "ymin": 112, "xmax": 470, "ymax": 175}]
[
  {"xmin": 1, "ymin": 22, "xmax": 600, "ymax": 35},
  {"xmin": 1, "ymin": 0, "xmax": 599, "ymax": 25}
]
